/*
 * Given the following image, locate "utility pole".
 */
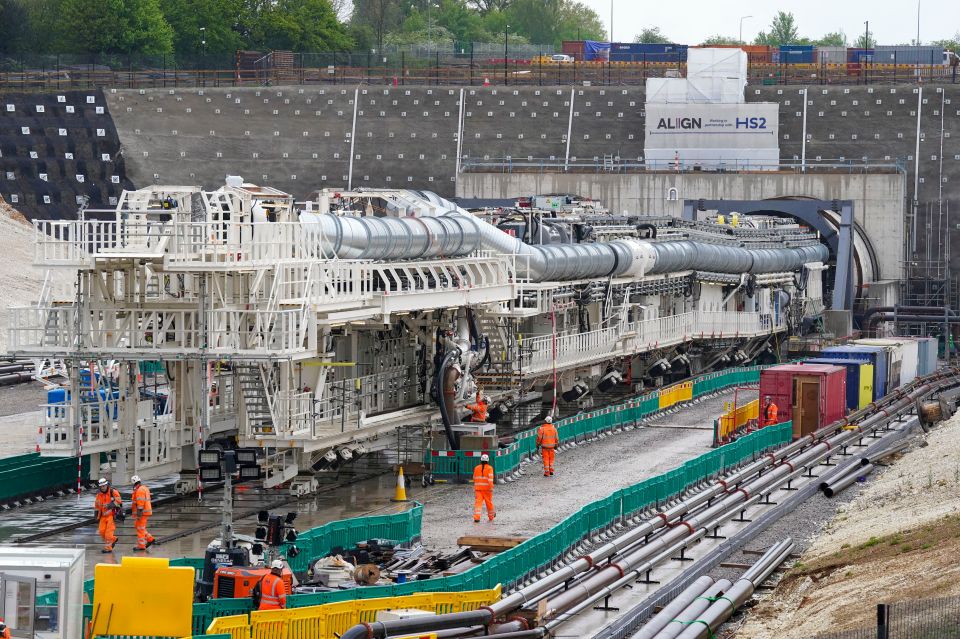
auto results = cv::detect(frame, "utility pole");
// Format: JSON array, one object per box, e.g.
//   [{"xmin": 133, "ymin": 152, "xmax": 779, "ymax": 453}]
[
  {"xmin": 609, "ymin": 0, "xmax": 613, "ymax": 42},
  {"xmin": 504, "ymin": 24, "xmax": 509, "ymax": 85},
  {"xmin": 739, "ymin": 15, "xmax": 752, "ymax": 44},
  {"xmin": 864, "ymin": 21, "xmax": 869, "ymax": 49}
]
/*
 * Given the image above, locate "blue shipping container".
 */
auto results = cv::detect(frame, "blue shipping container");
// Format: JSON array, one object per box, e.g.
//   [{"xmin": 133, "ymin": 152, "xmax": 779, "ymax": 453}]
[
  {"xmin": 804, "ymin": 358, "xmax": 869, "ymax": 410},
  {"xmin": 584, "ymin": 40, "xmax": 610, "ymax": 61},
  {"xmin": 847, "ymin": 48, "xmax": 874, "ymax": 63},
  {"xmin": 609, "ymin": 42, "xmax": 687, "ymax": 62},
  {"xmin": 821, "ymin": 345, "xmax": 889, "ymax": 400},
  {"xmin": 779, "ymin": 45, "xmax": 816, "ymax": 63}
]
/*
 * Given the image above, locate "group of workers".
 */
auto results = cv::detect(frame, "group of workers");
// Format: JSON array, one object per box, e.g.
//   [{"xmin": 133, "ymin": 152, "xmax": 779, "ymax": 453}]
[
  {"xmin": 93, "ymin": 475, "xmax": 154, "ymax": 553},
  {"xmin": 469, "ymin": 392, "xmax": 559, "ymax": 523}
]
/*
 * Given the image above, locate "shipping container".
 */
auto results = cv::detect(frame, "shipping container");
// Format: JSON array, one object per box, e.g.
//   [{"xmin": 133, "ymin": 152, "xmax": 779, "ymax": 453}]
[
  {"xmin": 562, "ymin": 40, "xmax": 585, "ymax": 61},
  {"xmin": 854, "ymin": 339, "xmax": 904, "ymax": 389},
  {"xmin": 857, "ymin": 338, "xmax": 918, "ymax": 385},
  {"xmin": 779, "ymin": 44, "xmax": 816, "ymax": 64},
  {"xmin": 759, "ymin": 364, "xmax": 847, "ymax": 439},
  {"xmin": 847, "ymin": 48, "xmax": 875, "ymax": 63},
  {"xmin": 609, "ymin": 42, "xmax": 687, "ymax": 62},
  {"xmin": 822, "ymin": 345, "xmax": 890, "ymax": 400},
  {"xmin": 818, "ymin": 46, "xmax": 848, "ymax": 64},
  {"xmin": 874, "ymin": 45, "xmax": 943, "ymax": 65},
  {"xmin": 912, "ymin": 337, "xmax": 938, "ymax": 376},
  {"xmin": 803, "ymin": 358, "xmax": 874, "ymax": 410}
]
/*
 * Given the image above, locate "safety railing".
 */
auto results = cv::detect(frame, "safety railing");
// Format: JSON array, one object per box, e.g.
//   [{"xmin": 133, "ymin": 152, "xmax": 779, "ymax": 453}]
[
  {"xmin": 283, "ymin": 419, "xmax": 793, "ymax": 608},
  {"xmin": 37, "ymin": 398, "xmax": 123, "ymax": 455},
  {"xmin": 715, "ymin": 399, "xmax": 760, "ymax": 445},
  {"xmin": 208, "ymin": 585, "xmax": 502, "ymax": 639}
]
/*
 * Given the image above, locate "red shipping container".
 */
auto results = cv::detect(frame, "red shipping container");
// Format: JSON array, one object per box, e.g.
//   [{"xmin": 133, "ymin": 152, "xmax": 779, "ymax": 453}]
[
  {"xmin": 562, "ymin": 40, "xmax": 585, "ymax": 61},
  {"xmin": 759, "ymin": 364, "xmax": 847, "ymax": 439}
]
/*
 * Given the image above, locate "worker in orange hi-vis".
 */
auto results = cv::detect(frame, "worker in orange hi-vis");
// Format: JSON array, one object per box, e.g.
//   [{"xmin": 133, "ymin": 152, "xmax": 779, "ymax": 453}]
[
  {"xmin": 763, "ymin": 396, "xmax": 779, "ymax": 427},
  {"xmin": 466, "ymin": 393, "xmax": 490, "ymax": 423},
  {"xmin": 131, "ymin": 475, "xmax": 155, "ymax": 551},
  {"xmin": 257, "ymin": 560, "xmax": 290, "ymax": 610},
  {"xmin": 472, "ymin": 453, "xmax": 495, "ymax": 523},
  {"xmin": 0, "ymin": 617, "xmax": 11, "ymax": 639},
  {"xmin": 94, "ymin": 478, "xmax": 122, "ymax": 553},
  {"xmin": 536, "ymin": 415, "xmax": 559, "ymax": 476}
]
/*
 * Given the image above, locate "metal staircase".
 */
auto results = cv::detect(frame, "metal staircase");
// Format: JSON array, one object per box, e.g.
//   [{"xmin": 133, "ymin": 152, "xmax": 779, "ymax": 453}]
[{"xmin": 236, "ymin": 364, "xmax": 277, "ymax": 434}]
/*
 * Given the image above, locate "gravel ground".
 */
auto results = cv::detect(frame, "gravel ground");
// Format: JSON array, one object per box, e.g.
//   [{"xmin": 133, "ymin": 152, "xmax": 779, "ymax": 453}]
[
  {"xmin": 0, "ymin": 382, "xmax": 48, "ymax": 416},
  {"xmin": 417, "ymin": 392, "xmax": 730, "ymax": 553}
]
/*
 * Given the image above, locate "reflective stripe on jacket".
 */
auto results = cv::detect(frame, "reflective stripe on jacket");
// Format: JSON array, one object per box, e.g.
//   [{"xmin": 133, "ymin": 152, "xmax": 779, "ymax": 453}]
[
  {"xmin": 473, "ymin": 462, "xmax": 494, "ymax": 491},
  {"xmin": 95, "ymin": 488, "xmax": 122, "ymax": 518},
  {"xmin": 536, "ymin": 423, "xmax": 559, "ymax": 449},
  {"xmin": 133, "ymin": 484, "xmax": 152, "ymax": 517},
  {"xmin": 259, "ymin": 573, "xmax": 288, "ymax": 609}
]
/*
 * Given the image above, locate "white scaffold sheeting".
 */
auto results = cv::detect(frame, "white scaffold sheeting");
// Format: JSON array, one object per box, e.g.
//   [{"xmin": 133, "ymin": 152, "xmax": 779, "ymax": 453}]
[
  {"xmin": 643, "ymin": 102, "xmax": 780, "ymax": 170},
  {"xmin": 686, "ymin": 48, "xmax": 748, "ymax": 80},
  {"xmin": 646, "ymin": 77, "xmax": 744, "ymax": 104}
]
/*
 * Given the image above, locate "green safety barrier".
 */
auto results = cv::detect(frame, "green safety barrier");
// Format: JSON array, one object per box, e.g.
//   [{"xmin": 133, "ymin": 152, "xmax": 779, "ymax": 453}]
[
  {"xmin": 0, "ymin": 453, "xmax": 90, "ymax": 502},
  {"xmin": 285, "ymin": 419, "xmax": 793, "ymax": 608},
  {"xmin": 428, "ymin": 366, "xmax": 766, "ymax": 481}
]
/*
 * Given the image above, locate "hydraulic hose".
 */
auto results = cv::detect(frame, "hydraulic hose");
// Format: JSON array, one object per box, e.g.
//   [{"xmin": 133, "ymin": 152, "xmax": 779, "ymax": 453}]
[{"xmin": 434, "ymin": 349, "xmax": 462, "ymax": 450}]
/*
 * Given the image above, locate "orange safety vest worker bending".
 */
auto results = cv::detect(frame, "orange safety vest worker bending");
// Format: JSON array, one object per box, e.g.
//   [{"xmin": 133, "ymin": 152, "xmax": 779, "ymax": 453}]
[
  {"xmin": 131, "ymin": 475, "xmax": 155, "ymax": 551},
  {"xmin": 472, "ymin": 454, "xmax": 495, "ymax": 523},
  {"xmin": 536, "ymin": 415, "xmax": 559, "ymax": 476},
  {"xmin": 94, "ymin": 478, "xmax": 122, "ymax": 553},
  {"xmin": 258, "ymin": 561, "xmax": 289, "ymax": 610},
  {"xmin": 465, "ymin": 393, "xmax": 490, "ymax": 423},
  {"xmin": 0, "ymin": 616, "xmax": 11, "ymax": 639},
  {"xmin": 763, "ymin": 396, "xmax": 779, "ymax": 427}
]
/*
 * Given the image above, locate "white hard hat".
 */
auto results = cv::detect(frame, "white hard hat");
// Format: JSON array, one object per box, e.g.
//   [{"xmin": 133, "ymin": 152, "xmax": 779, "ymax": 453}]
[
  {"xmin": 97, "ymin": 478, "xmax": 108, "ymax": 487},
  {"xmin": 482, "ymin": 396, "xmax": 491, "ymax": 403},
  {"xmin": 480, "ymin": 453, "xmax": 490, "ymax": 462},
  {"xmin": 131, "ymin": 475, "xmax": 141, "ymax": 484},
  {"xmin": 271, "ymin": 560, "xmax": 284, "ymax": 570},
  {"xmin": 545, "ymin": 415, "xmax": 553, "ymax": 423}
]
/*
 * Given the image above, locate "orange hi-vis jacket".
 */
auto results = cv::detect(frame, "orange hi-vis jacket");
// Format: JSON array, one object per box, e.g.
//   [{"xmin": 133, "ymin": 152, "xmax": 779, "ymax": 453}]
[
  {"xmin": 258, "ymin": 573, "xmax": 288, "ymax": 610},
  {"xmin": 132, "ymin": 484, "xmax": 152, "ymax": 517},
  {"xmin": 536, "ymin": 423, "xmax": 559, "ymax": 449},
  {"xmin": 764, "ymin": 402, "xmax": 779, "ymax": 426},
  {"xmin": 473, "ymin": 462, "xmax": 494, "ymax": 491},
  {"xmin": 94, "ymin": 488, "xmax": 122, "ymax": 519},
  {"xmin": 466, "ymin": 395, "xmax": 488, "ymax": 422}
]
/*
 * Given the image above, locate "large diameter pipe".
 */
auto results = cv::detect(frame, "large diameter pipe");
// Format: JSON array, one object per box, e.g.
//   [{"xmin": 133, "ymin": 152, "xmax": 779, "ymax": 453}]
[
  {"xmin": 674, "ymin": 540, "xmax": 796, "ymax": 639},
  {"xmin": 632, "ymin": 576, "xmax": 715, "ymax": 639},
  {"xmin": 821, "ymin": 463, "xmax": 874, "ymax": 498},
  {"xmin": 652, "ymin": 579, "xmax": 733, "ymax": 639},
  {"xmin": 340, "ymin": 610, "xmax": 494, "ymax": 639}
]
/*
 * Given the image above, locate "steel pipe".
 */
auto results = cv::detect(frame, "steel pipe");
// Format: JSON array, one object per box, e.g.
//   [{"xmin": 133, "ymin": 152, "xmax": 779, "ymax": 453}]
[
  {"xmin": 821, "ymin": 463, "xmax": 875, "ymax": 498},
  {"xmin": 648, "ymin": 579, "xmax": 734, "ymax": 639},
  {"xmin": 631, "ymin": 576, "xmax": 714, "ymax": 639}
]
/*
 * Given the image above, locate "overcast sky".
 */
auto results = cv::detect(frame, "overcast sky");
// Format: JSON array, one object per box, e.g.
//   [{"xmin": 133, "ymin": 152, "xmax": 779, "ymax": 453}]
[{"xmin": 581, "ymin": 0, "xmax": 957, "ymax": 46}]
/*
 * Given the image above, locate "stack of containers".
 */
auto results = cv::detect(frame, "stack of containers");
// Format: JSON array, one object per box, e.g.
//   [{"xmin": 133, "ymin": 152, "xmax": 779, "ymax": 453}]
[
  {"xmin": 609, "ymin": 42, "xmax": 688, "ymax": 63},
  {"xmin": 818, "ymin": 46, "xmax": 848, "ymax": 64},
  {"xmin": 874, "ymin": 45, "xmax": 943, "ymax": 66},
  {"xmin": 821, "ymin": 344, "xmax": 889, "ymax": 400},
  {"xmin": 779, "ymin": 44, "xmax": 816, "ymax": 64},
  {"xmin": 856, "ymin": 338, "xmax": 917, "ymax": 386},
  {"xmin": 561, "ymin": 40, "xmax": 585, "ymax": 61},
  {"xmin": 759, "ymin": 364, "xmax": 847, "ymax": 439},
  {"xmin": 802, "ymin": 357, "xmax": 874, "ymax": 410}
]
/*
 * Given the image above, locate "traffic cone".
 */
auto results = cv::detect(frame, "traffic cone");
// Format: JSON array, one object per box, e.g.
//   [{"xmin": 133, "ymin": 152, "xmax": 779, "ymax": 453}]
[{"xmin": 391, "ymin": 466, "xmax": 408, "ymax": 502}]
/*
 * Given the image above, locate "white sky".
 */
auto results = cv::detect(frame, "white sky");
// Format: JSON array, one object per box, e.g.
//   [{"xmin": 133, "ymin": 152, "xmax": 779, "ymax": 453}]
[{"xmin": 581, "ymin": 0, "xmax": 957, "ymax": 46}]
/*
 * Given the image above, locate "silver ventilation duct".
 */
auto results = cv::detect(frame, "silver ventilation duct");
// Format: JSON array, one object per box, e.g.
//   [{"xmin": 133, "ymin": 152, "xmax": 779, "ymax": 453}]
[{"xmin": 299, "ymin": 191, "xmax": 828, "ymax": 281}]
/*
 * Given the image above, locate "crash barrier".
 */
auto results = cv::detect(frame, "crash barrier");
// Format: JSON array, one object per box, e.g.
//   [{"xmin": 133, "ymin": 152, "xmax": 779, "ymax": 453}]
[
  {"xmin": 206, "ymin": 585, "xmax": 501, "ymax": 639},
  {"xmin": 0, "ymin": 452, "xmax": 90, "ymax": 502},
  {"xmin": 714, "ymin": 399, "xmax": 760, "ymax": 445},
  {"xmin": 429, "ymin": 366, "xmax": 766, "ymax": 480},
  {"xmin": 80, "ymin": 506, "xmax": 422, "ymax": 633},
  {"xmin": 267, "ymin": 419, "xmax": 793, "ymax": 609}
]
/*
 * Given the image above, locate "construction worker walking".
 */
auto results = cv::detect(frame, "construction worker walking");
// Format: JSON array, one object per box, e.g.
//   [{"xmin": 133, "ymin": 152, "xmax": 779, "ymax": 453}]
[
  {"xmin": 257, "ymin": 560, "xmax": 289, "ymax": 610},
  {"xmin": 536, "ymin": 415, "xmax": 559, "ymax": 476},
  {"xmin": 0, "ymin": 617, "xmax": 11, "ymax": 639},
  {"xmin": 472, "ymin": 453, "xmax": 495, "ymax": 523},
  {"xmin": 131, "ymin": 475, "xmax": 155, "ymax": 551},
  {"xmin": 762, "ymin": 396, "xmax": 779, "ymax": 427},
  {"xmin": 94, "ymin": 478, "xmax": 122, "ymax": 553},
  {"xmin": 465, "ymin": 393, "xmax": 490, "ymax": 423}
]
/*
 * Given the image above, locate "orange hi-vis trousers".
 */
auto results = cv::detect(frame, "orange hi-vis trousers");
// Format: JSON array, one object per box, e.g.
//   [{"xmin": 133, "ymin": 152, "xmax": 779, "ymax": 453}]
[
  {"xmin": 98, "ymin": 516, "xmax": 117, "ymax": 550},
  {"xmin": 134, "ymin": 516, "xmax": 155, "ymax": 549},
  {"xmin": 542, "ymin": 448, "xmax": 556, "ymax": 475},
  {"xmin": 473, "ymin": 490, "xmax": 495, "ymax": 522}
]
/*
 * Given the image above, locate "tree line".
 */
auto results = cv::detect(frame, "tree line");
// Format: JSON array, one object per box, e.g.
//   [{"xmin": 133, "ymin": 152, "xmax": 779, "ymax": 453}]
[
  {"xmin": 636, "ymin": 11, "xmax": 960, "ymax": 51},
  {"xmin": 0, "ymin": 0, "xmax": 606, "ymax": 58}
]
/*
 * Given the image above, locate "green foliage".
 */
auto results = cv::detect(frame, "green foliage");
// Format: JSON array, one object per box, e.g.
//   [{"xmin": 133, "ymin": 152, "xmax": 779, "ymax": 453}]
[
  {"xmin": 853, "ymin": 33, "xmax": 872, "ymax": 49},
  {"xmin": 56, "ymin": 0, "xmax": 175, "ymax": 54},
  {"xmin": 701, "ymin": 34, "xmax": 740, "ymax": 46},
  {"xmin": 754, "ymin": 11, "xmax": 803, "ymax": 47},
  {"xmin": 931, "ymin": 32, "xmax": 960, "ymax": 52},
  {"xmin": 505, "ymin": 0, "xmax": 603, "ymax": 45},
  {"xmin": 635, "ymin": 26, "xmax": 670, "ymax": 44},
  {"xmin": 816, "ymin": 31, "xmax": 848, "ymax": 47},
  {"xmin": 161, "ymin": 0, "xmax": 244, "ymax": 55}
]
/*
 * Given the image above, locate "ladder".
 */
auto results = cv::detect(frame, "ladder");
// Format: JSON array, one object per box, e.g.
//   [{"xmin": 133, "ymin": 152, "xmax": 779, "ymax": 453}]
[{"xmin": 236, "ymin": 363, "xmax": 277, "ymax": 434}]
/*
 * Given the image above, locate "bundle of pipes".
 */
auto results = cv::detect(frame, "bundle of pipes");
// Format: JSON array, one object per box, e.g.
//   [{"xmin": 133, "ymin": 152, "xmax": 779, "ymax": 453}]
[
  {"xmin": 0, "ymin": 361, "xmax": 35, "ymax": 386},
  {"xmin": 301, "ymin": 192, "xmax": 828, "ymax": 283},
  {"xmin": 636, "ymin": 540, "xmax": 794, "ymax": 639},
  {"xmin": 818, "ymin": 439, "xmax": 910, "ymax": 498},
  {"xmin": 339, "ymin": 369, "xmax": 960, "ymax": 639}
]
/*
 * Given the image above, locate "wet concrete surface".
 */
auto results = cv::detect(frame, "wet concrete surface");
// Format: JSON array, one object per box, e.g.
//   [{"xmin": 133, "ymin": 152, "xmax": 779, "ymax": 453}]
[{"xmin": 0, "ymin": 390, "xmax": 736, "ymax": 586}]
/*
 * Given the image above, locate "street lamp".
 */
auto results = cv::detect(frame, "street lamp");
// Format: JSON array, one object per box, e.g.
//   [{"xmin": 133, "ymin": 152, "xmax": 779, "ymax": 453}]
[
  {"xmin": 863, "ymin": 21, "xmax": 869, "ymax": 49},
  {"xmin": 739, "ymin": 15, "xmax": 752, "ymax": 44},
  {"xmin": 504, "ymin": 23, "xmax": 509, "ymax": 86}
]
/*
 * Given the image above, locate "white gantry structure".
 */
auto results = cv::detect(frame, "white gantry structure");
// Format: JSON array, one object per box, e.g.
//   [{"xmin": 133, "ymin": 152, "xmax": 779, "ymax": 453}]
[{"xmin": 9, "ymin": 180, "xmax": 828, "ymax": 490}]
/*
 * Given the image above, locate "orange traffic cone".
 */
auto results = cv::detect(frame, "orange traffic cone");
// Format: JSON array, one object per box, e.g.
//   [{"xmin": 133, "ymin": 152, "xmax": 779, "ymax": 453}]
[{"xmin": 391, "ymin": 466, "xmax": 408, "ymax": 502}]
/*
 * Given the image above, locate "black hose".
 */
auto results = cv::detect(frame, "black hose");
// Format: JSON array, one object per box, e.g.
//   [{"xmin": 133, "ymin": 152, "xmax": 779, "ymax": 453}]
[{"xmin": 635, "ymin": 223, "xmax": 657, "ymax": 239}]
